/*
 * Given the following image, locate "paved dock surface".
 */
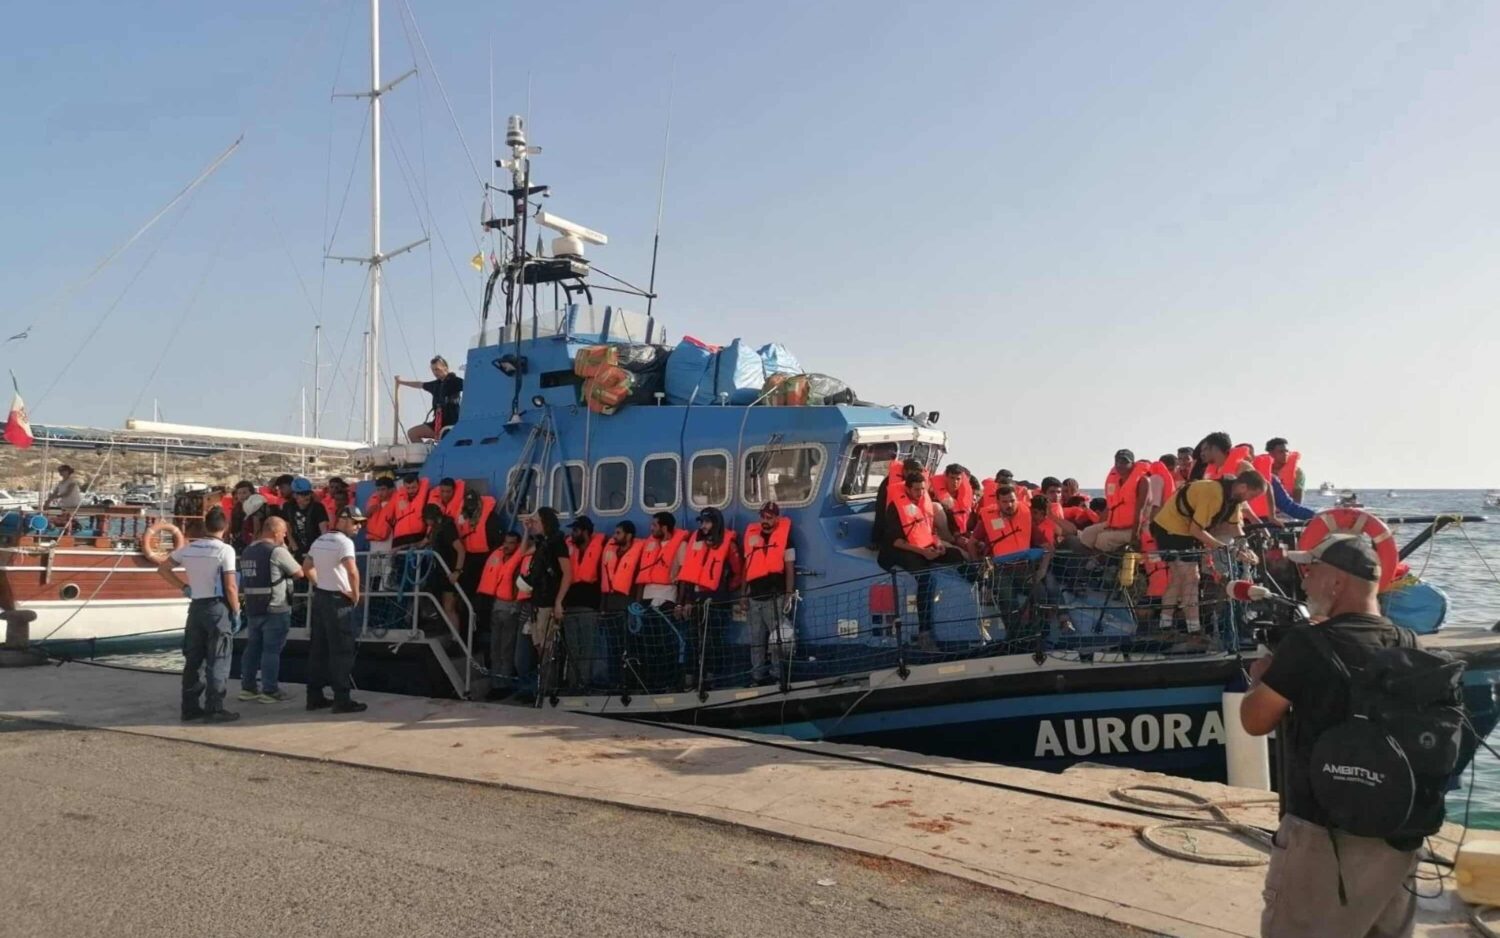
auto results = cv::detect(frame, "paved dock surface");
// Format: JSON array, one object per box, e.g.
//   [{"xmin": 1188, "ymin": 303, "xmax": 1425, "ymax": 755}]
[
  {"xmin": 0, "ymin": 720, "xmax": 1133, "ymax": 938},
  {"xmin": 0, "ymin": 663, "xmax": 1476, "ymax": 936}
]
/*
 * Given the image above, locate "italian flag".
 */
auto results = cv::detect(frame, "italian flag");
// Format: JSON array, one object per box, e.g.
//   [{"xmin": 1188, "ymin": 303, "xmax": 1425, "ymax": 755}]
[{"xmin": 4, "ymin": 378, "xmax": 33, "ymax": 449}]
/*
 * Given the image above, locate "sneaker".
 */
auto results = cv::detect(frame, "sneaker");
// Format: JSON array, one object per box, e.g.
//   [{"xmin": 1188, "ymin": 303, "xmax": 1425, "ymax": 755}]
[
  {"xmin": 237, "ymin": 689, "xmax": 260, "ymax": 702},
  {"xmin": 306, "ymin": 696, "xmax": 333, "ymax": 711},
  {"xmin": 330, "ymin": 700, "xmax": 368, "ymax": 714},
  {"xmin": 256, "ymin": 690, "xmax": 293, "ymax": 703},
  {"xmin": 180, "ymin": 708, "xmax": 206, "ymax": 722},
  {"xmin": 203, "ymin": 710, "xmax": 241, "ymax": 723}
]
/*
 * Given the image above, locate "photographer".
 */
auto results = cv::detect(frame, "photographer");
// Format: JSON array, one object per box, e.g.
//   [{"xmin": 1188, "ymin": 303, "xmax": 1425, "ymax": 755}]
[{"xmin": 1239, "ymin": 535, "xmax": 1423, "ymax": 938}]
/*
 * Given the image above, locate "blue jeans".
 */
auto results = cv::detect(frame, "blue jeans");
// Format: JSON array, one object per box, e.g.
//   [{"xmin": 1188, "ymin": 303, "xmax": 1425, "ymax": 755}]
[{"xmin": 241, "ymin": 611, "xmax": 292, "ymax": 694}]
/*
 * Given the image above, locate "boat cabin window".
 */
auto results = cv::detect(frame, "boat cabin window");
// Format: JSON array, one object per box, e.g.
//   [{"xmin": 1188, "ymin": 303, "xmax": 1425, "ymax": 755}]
[
  {"xmin": 550, "ymin": 462, "xmax": 586, "ymax": 516},
  {"xmin": 689, "ymin": 451, "xmax": 731, "ymax": 510},
  {"xmin": 641, "ymin": 455, "xmax": 680, "ymax": 512},
  {"xmin": 593, "ymin": 459, "xmax": 630, "ymax": 515},
  {"xmin": 505, "ymin": 465, "xmax": 541, "ymax": 515},
  {"xmin": 743, "ymin": 445, "xmax": 824, "ymax": 508},
  {"xmin": 838, "ymin": 442, "xmax": 900, "ymax": 501}
]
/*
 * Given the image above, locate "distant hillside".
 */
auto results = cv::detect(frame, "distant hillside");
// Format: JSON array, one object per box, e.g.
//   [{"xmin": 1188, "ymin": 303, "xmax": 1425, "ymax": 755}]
[{"xmin": 0, "ymin": 444, "xmax": 353, "ymax": 495}]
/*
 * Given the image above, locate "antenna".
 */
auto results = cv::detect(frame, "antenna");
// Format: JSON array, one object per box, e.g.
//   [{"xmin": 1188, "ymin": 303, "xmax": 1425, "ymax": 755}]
[{"xmin": 645, "ymin": 65, "xmax": 674, "ymax": 320}]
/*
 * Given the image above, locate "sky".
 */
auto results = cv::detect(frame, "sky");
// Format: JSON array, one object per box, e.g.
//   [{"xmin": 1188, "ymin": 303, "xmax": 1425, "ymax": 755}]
[{"xmin": 3, "ymin": 1, "xmax": 1499, "ymax": 488}]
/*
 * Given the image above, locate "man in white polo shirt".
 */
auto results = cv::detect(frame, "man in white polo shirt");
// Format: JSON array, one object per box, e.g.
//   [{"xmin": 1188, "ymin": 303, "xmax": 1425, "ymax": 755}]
[
  {"xmin": 156, "ymin": 507, "xmax": 241, "ymax": 722},
  {"xmin": 302, "ymin": 505, "xmax": 367, "ymax": 714}
]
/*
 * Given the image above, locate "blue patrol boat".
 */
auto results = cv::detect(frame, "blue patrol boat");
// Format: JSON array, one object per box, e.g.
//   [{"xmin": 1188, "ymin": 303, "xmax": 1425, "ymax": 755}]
[{"xmin": 249, "ymin": 119, "xmax": 1500, "ymax": 784}]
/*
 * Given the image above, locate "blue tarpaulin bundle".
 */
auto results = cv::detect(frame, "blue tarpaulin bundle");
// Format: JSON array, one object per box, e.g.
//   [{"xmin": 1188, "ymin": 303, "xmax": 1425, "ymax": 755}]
[{"xmin": 664, "ymin": 337, "xmax": 805, "ymax": 405}]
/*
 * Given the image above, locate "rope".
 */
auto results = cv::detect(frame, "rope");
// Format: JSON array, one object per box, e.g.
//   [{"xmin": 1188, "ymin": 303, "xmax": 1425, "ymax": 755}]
[
  {"xmin": 1452, "ymin": 521, "xmax": 1500, "ymax": 591},
  {"xmin": 1473, "ymin": 906, "xmax": 1500, "ymax": 938},
  {"xmin": 1113, "ymin": 784, "xmax": 1276, "ymax": 867}
]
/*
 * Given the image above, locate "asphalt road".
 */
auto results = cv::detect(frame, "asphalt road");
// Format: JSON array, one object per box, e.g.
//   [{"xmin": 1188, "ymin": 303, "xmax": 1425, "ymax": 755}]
[{"xmin": 0, "ymin": 718, "xmax": 1150, "ymax": 937}]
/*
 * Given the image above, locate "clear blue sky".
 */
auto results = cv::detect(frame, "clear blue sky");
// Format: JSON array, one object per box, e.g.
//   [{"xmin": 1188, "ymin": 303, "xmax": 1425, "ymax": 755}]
[{"xmin": 4, "ymin": 1, "xmax": 1497, "ymax": 487}]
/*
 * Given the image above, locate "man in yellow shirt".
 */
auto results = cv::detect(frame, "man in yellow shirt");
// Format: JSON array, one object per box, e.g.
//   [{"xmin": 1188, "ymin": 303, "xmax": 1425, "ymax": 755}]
[{"xmin": 1149, "ymin": 472, "xmax": 1266, "ymax": 634}]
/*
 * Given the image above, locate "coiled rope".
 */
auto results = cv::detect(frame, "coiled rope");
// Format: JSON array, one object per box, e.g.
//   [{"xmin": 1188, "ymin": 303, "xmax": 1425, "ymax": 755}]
[{"xmin": 1113, "ymin": 784, "xmax": 1277, "ymax": 867}]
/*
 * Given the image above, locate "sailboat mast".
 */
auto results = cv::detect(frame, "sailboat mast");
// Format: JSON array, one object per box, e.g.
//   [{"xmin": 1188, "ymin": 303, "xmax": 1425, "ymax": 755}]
[{"xmin": 366, "ymin": 0, "xmax": 383, "ymax": 446}]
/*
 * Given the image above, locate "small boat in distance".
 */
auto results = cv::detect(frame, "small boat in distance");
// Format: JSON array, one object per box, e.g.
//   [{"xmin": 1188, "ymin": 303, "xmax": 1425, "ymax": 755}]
[
  {"xmin": 1387, "ymin": 490, "xmax": 1399, "ymax": 498},
  {"xmin": 1485, "ymin": 491, "xmax": 1500, "ymax": 510},
  {"xmin": 1318, "ymin": 481, "xmax": 1337, "ymax": 496},
  {"xmin": 1337, "ymin": 491, "xmax": 1363, "ymax": 508}
]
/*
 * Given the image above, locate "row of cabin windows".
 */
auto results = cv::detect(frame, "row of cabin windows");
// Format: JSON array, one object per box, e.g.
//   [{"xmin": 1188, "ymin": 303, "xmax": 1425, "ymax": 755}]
[{"xmin": 502, "ymin": 446, "xmax": 825, "ymax": 518}]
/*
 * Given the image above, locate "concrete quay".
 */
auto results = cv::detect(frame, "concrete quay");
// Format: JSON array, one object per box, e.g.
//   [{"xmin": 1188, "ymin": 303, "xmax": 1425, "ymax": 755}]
[{"xmin": 0, "ymin": 662, "xmax": 1478, "ymax": 937}]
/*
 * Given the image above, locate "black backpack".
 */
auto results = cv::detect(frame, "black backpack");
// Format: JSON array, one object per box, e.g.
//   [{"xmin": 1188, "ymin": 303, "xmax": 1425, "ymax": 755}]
[{"xmin": 1303, "ymin": 627, "xmax": 1466, "ymax": 841}]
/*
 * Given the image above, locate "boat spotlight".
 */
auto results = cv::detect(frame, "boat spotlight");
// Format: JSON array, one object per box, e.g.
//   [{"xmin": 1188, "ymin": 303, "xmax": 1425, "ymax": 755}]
[
  {"xmin": 495, "ymin": 353, "xmax": 528, "ymax": 377},
  {"xmin": 927, "ymin": 411, "xmax": 940, "ymax": 426},
  {"xmin": 901, "ymin": 404, "xmax": 916, "ymax": 419},
  {"xmin": 531, "ymin": 394, "xmax": 546, "ymax": 408}
]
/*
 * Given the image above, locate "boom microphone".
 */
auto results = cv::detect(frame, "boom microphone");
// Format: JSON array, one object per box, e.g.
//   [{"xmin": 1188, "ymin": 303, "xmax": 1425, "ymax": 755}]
[{"xmin": 1228, "ymin": 580, "xmax": 1304, "ymax": 609}]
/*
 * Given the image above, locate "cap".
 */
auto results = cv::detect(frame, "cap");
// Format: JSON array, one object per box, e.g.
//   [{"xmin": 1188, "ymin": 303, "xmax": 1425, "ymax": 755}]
[
  {"xmin": 337, "ymin": 505, "xmax": 367, "ymax": 523},
  {"xmin": 759, "ymin": 501, "xmax": 780, "ymax": 517},
  {"xmin": 1114, "ymin": 449, "xmax": 1135, "ymax": 462},
  {"xmin": 242, "ymin": 494, "xmax": 266, "ymax": 516},
  {"xmin": 1286, "ymin": 534, "xmax": 1381, "ymax": 582},
  {"xmin": 291, "ymin": 477, "xmax": 314, "ymax": 494}
]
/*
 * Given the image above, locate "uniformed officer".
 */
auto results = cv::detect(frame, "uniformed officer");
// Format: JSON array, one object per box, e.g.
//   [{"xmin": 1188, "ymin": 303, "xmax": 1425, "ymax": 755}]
[
  {"xmin": 156, "ymin": 507, "xmax": 241, "ymax": 722},
  {"xmin": 302, "ymin": 505, "xmax": 368, "ymax": 714}
]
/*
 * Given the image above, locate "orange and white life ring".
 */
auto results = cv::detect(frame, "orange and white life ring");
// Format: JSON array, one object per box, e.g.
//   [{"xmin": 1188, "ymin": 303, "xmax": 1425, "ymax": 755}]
[
  {"xmin": 140, "ymin": 520, "xmax": 186, "ymax": 565},
  {"xmin": 1296, "ymin": 508, "xmax": 1400, "ymax": 592}
]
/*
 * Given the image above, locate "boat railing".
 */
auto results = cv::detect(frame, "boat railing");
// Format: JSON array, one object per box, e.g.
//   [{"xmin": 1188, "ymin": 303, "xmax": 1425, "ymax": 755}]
[
  {"xmin": 292, "ymin": 548, "xmax": 477, "ymax": 697},
  {"xmin": 532, "ymin": 545, "xmax": 1252, "ymax": 702}
]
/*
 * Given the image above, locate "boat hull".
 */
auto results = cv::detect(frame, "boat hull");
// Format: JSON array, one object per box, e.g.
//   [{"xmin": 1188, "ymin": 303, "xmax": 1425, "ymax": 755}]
[{"xmin": 5, "ymin": 597, "xmax": 188, "ymax": 654}]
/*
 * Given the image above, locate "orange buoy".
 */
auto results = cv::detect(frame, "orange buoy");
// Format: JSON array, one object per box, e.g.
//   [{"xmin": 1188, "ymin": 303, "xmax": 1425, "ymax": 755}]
[
  {"xmin": 1296, "ymin": 508, "xmax": 1400, "ymax": 592},
  {"xmin": 140, "ymin": 520, "xmax": 186, "ymax": 565}
]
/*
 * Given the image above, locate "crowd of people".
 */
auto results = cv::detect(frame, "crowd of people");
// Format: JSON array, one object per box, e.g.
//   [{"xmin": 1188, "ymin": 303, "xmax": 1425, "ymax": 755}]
[{"xmin": 875, "ymin": 432, "xmax": 1311, "ymax": 643}]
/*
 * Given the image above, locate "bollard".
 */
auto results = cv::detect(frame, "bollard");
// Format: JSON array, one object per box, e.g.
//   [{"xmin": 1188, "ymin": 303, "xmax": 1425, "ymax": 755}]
[
  {"xmin": 1222, "ymin": 668, "xmax": 1271, "ymax": 790},
  {"xmin": 0, "ymin": 609, "xmax": 44, "ymax": 668}
]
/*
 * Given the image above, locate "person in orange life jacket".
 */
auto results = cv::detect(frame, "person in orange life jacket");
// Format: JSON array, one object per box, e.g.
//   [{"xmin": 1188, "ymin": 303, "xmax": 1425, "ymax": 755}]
[
  {"xmin": 636, "ymin": 511, "xmax": 688, "ymax": 609},
  {"xmin": 741, "ymin": 501, "xmax": 796, "ymax": 684},
  {"xmin": 1147, "ymin": 454, "xmax": 1178, "ymax": 514},
  {"xmin": 1027, "ymin": 493, "xmax": 1077, "ymax": 635},
  {"xmin": 594, "ymin": 520, "xmax": 643, "ymax": 688},
  {"xmin": 428, "ymin": 477, "xmax": 466, "ymax": 520},
  {"xmin": 675, "ymin": 507, "xmax": 743, "ymax": 689},
  {"xmin": 389, "ymin": 472, "xmax": 429, "ymax": 548},
  {"xmin": 879, "ymin": 471, "xmax": 962, "ymax": 647},
  {"xmin": 455, "ymin": 488, "xmax": 501, "ymax": 638},
  {"xmin": 320, "ymin": 476, "xmax": 352, "ymax": 519},
  {"xmin": 362, "ymin": 477, "xmax": 397, "ymax": 590},
  {"xmin": 1060, "ymin": 477, "xmax": 1082, "ymax": 504},
  {"xmin": 1175, "ymin": 447, "xmax": 1196, "ymax": 484},
  {"xmin": 396, "ymin": 354, "xmax": 463, "ymax": 443},
  {"xmin": 562, "ymin": 516, "xmax": 606, "ymax": 689},
  {"xmin": 1240, "ymin": 536, "xmax": 1424, "ymax": 938},
  {"xmin": 868, "ymin": 456, "xmax": 925, "ymax": 548},
  {"xmin": 522, "ymin": 507, "xmax": 572, "ymax": 692},
  {"xmin": 479, "ymin": 529, "xmax": 526, "ymax": 699},
  {"xmin": 1080, "ymin": 450, "xmax": 1152, "ymax": 553},
  {"xmin": 1265, "ymin": 436, "xmax": 1305, "ymax": 504},
  {"xmin": 930, "ymin": 464, "xmax": 975, "ymax": 539},
  {"xmin": 978, "ymin": 484, "xmax": 1033, "ymax": 558}
]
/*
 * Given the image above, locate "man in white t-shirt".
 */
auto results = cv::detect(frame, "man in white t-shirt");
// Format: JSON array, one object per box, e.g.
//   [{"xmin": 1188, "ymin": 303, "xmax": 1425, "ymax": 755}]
[
  {"xmin": 156, "ymin": 507, "xmax": 241, "ymax": 722},
  {"xmin": 302, "ymin": 505, "xmax": 367, "ymax": 714}
]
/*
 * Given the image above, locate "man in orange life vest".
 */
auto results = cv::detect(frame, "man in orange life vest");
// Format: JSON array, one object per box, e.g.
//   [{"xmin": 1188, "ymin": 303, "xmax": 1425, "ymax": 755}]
[
  {"xmin": 477, "ymin": 529, "xmax": 525, "ymax": 699},
  {"xmin": 675, "ymin": 506, "xmax": 742, "ymax": 689},
  {"xmin": 1265, "ymin": 437, "xmax": 1304, "ymax": 504},
  {"xmin": 597, "ymin": 520, "xmax": 643, "ymax": 687},
  {"xmin": 389, "ymin": 473, "xmax": 429, "ymax": 549},
  {"xmin": 930, "ymin": 464, "xmax": 975, "ymax": 540},
  {"xmin": 741, "ymin": 501, "xmax": 796, "ymax": 684},
  {"xmin": 1080, "ymin": 449, "xmax": 1152, "ymax": 553},
  {"xmin": 879, "ymin": 469, "xmax": 962, "ymax": 646},
  {"xmin": 362, "ymin": 477, "xmax": 397, "ymax": 590},
  {"xmin": 455, "ymin": 488, "xmax": 500, "ymax": 635},
  {"xmin": 564, "ymin": 516, "xmax": 606, "ymax": 688},
  {"xmin": 1175, "ymin": 447, "xmax": 1196, "ymax": 484}
]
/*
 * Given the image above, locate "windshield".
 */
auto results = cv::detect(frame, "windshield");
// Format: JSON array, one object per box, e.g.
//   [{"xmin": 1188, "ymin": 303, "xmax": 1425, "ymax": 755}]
[{"xmin": 838, "ymin": 441, "xmax": 943, "ymax": 501}]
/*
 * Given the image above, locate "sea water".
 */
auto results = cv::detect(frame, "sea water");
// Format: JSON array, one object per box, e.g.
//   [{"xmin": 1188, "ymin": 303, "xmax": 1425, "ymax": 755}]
[{"xmin": 100, "ymin": 489, "xmax": 1500, "ymax": 825}]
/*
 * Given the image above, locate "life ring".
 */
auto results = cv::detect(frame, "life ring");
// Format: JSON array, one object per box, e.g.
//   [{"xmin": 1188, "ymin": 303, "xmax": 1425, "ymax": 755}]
[
  {"xmin": 140, "ymin": 520, "xmax": 185, "ymax": 565},
  {"xmin": 1297, "ymin": 508, "xmax": 1400, "ymax": 592}
]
